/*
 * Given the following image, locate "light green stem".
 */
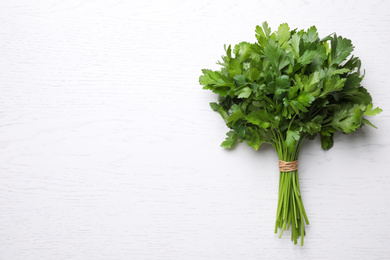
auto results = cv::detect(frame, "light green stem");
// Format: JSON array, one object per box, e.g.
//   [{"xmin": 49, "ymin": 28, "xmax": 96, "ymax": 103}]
[{"xmin": 273, "ymin": 137, "xmax": 309, "ymax": 246}]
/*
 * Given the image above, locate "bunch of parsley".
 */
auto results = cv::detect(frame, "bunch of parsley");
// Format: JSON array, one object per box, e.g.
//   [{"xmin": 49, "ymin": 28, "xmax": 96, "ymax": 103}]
[{"xmin": 199, "ymin": 22, "xmax": 382, "ymax": 245}]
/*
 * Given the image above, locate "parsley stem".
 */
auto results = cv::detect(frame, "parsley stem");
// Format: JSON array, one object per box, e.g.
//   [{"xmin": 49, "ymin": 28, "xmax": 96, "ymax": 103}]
[{"xmin": 274, "ymin": 138, "xmax": 308, "ymax": 245}]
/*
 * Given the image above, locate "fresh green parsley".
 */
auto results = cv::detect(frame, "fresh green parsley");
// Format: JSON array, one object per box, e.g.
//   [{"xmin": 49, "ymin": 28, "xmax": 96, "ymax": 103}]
[{"xmin": 199, "ymin": 22, "xmax": 382, "ymax": 245}]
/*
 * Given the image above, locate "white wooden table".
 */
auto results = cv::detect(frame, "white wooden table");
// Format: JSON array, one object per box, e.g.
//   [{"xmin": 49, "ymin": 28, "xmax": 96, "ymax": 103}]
[{"xmin": 1, "ymin": 0, "xmax": 389, "ymax": 259}]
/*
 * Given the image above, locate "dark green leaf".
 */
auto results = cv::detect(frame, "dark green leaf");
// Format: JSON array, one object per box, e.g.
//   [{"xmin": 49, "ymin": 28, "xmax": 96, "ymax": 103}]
[
  {"xmin": 320, "ymin": 133, "xmax": 334, "ymax": 150},
  {"xmin": 210, "ymin": 102, "xmax": 220, "ymax": 111},
  {"xmin": 233, "ymin": 74, "xmax": 247, "ymax": 87},
  {"xmin": 331, "ymin": 35, "xmax": 354, "ymax": 65}
]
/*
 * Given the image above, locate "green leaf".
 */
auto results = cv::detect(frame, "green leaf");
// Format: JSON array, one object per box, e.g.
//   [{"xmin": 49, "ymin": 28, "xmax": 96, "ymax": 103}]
[
  {"xmin": 245, "ymin": 110, "xmax": 271, "ymax": 128},
  {"xmin": 301, "ymin": 72, "xmax": 320, "ymax": 93},
  {"xmin": 228, "ymin": 59, "xmax": 242, "ymax": 76},
  {"xmin": 330, "ymin": 68, "xmax": 350, "ymax": 76},
  {"xmin": 247, "ymin": 129, "xmax": 264, "ymax": 150},
  {"xmin": 264, "ymin": 40, "xmax": 290, "ymax": 70},
  {"xmin": 258, "ymin": 128, "xmax": 274, "ymax": 142},
  {"xmin": 303, "ymin": 120, "xmax": 322, "ymax": 135},
  {"xmin": 286, "ymin": 91, "xmax": 314, "ymax": 114},
  {"xmin": 274, "ymin": 75, "xmax": 291, "ymax": 99},
  {"xmin": 285, "ymin": 130, "xmax": 300, "ymax": 152},
  {"xmin": 363, "ymin": 103, "xmax": 383, "ymax": 116},
  {"xmin": 343, "ymin": 86, "xmax": 372, "ymax": 105},
  {"xmin": 320, "ymin": 133, "xmax": 334, "ymax": 150},
  {"xmin": 200, "ymin": 69, "xmax": 233, "ymax": 88},
  {"xmin": 279, "ymin": 52, "xmax": 292, "ymax": 71},
  {"xmin": 232, "ymin": 123, "xmax": 248, "ymax": 139},
  {"xmin": 255, "ymin": 26, "xmax": 267, "ymax": 47},
  {"xmin": 221, "ymin": 131, "xmax": 238, "ymax": 149},
  {"xmin": 200, "ymin": 69, "xmax": 232, "ymax": 96},
  {"xmin": 231, "ymin": 104, "xmax": 241, "ymax": 113},
  {"xmin": 331, "ymin": 35, "xmax": 354, "ymax": 65},
  {"xmin": 218, "ymin": 108, "xmax": 229, "ymax": 122},
  {"xmin": 321, "ymin": 76, "xmax": 346, "ymax": 97},
  {"xmin": 199, "ymin": 69, "xmax": 221, "ymax": 85},
  {"xmin": 233, "ymin": 74, "xmax": 247, "ymax": 87},
  {"xmin": 234, "ymin": 42, "xmax": 252, "ymax": 62},
  {"xmin": 236, "ymin": 87, "xmax": 252, "ymax": 98},
  {"xmin": 225, "ymin": 44, "xmax": 232, "ymax": 59},
  {"xmin": 250, "ymin": 44, "xmax": 263, "ymax": 60},
  {"xmin": 202, "ymin": 85, "xmax": 230, "ymax": 96},
  {"xmin": 290, "ymin": 34, "xmax": 300, "ymax": 58},
  {"xmin": 228, "ymin": 110, "xmax": 244, "ymax": 124},
  {"xmin": 210, "ymin": 102, "xmax": 220, "ymax": 111},
  {"xmin": 362, "ymin": 118, "xmax": 377, "ymax": 128},
  {"xmin": 330, "ymin": 103, "xmax": 364, "ymax": 133},
  {"xmin": 344, "ymin": 73, "xmax": 363, "ymax": 91},
  {"xmin": 320, "ymin": 33, "xmax": 333, "ymax": 42},
  {"xmin": 264, "ymin": 40, "xmax": 281, "ymax": 69},
  {"xmin": 303, "ymin": 26, "xmax": 318, "ymax": 43},
  {"xmin": 297, "ymin": 50, "xmax": 317, "ymax": 65},
  {"xmin": 296, "ymin": 91, "xmax": 315, "ymax": 106},
  {"xmin": 287, "ymin": 85, "xmax": 299, "ymax": 100},
  {"xmin": 309, "ymin": 45, "xmax": 327, "ymax": 71},
  {"xmin": 255, "ymin": 22, "xmax": 271, "ymax": 47},
  {"xmin": 250, "ymin": 67, "xmax": 261, "ymax": 82},
  {"xmin": 277, "ymin": 23, "xmax": 290, "ymax": 45},
  {"xmin": 262, "ymin": 21, "xmax": 271, "ymax": 38}
]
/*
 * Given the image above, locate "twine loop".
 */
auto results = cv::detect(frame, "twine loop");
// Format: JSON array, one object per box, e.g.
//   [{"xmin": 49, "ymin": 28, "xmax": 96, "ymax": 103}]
[{"xmin": 279, "ymin": 160, "xmax": 298, "ymax": 172}]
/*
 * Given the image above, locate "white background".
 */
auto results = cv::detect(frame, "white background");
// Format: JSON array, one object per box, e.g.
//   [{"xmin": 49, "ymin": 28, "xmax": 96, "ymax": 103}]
[{"xmin": 1, "ymin": 0, "xmax": 390, "ymax": 259}]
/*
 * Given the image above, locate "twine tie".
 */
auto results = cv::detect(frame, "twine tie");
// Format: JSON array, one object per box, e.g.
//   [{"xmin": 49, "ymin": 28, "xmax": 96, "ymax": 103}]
[{"xmin": 279, "ymin": 160, "xmax": 298, "ymax": 172}]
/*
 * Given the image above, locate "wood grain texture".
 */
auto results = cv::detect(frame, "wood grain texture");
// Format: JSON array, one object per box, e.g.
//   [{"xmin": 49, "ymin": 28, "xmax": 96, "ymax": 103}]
[{"xmin": 0, "ymin": 0, "xmax": 390, "ymax": 259}]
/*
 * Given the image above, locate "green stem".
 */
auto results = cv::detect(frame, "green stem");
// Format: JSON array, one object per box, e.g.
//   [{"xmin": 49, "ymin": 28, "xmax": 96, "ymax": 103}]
[{"xmin": 273, "ymin": 136, "xmax": 309, "ymax": 245}]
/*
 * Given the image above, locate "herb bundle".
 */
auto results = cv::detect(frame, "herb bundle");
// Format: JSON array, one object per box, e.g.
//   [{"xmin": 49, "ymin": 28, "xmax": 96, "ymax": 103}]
[{"xmin": 199, "ymin": 22, "xmax": 382, "ymax": 245}]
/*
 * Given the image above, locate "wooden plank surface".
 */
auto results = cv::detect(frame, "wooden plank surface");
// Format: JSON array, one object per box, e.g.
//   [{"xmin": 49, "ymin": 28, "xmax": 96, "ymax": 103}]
[{"xmin": 0, "ymin": 0, "xmax": 389, "ymax": 259}]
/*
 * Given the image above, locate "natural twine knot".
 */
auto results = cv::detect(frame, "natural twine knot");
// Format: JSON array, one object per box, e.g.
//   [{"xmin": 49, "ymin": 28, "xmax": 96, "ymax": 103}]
[{"xmin": 279, "ymin": 160, "xmax": 298, "ymax": 172}]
